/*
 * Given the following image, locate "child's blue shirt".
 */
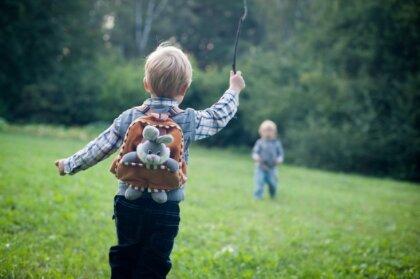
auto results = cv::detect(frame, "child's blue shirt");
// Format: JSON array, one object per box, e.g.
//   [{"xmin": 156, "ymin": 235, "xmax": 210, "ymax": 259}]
[{"xmin": 252, "ymin": 138, "xmax": 284, "ymax": 169}]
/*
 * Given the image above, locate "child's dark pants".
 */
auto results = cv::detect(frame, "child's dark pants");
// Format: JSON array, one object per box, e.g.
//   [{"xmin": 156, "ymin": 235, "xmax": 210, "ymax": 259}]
[{"xmin": 109, "ymin": 195, "xmax": 180, "ymax": 279}]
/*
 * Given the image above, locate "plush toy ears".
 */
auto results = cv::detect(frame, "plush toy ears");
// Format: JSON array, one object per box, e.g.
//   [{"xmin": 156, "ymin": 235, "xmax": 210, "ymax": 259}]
[
  {"xmin": 143, "ymin": 125, "xmax": 173, "ymax": 144},
  {"xmin": 143, "ymin": 125, "xmax": 159, "ymax": 141},
  {"xmin": 156, "ymin": 135, "xmax": 173, "ymax": 145}
]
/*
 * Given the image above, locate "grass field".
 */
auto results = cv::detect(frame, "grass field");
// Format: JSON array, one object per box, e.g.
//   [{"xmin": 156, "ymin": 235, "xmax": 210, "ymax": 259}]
[{"xmin": 0, "ymin": 131, "xmax": 419, "ymax": 278}]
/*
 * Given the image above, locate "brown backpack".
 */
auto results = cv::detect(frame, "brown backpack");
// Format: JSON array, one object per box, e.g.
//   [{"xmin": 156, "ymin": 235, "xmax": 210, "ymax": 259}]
[{"xmin": 110, "ymin": 106, "xmax": 187, "ymax": 191}]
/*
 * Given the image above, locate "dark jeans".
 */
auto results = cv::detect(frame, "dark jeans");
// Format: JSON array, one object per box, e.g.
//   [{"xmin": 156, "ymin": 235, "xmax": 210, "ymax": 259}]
[{"xmin": 109, "ymin": 195, "xmax": 180, "ymax": 279}]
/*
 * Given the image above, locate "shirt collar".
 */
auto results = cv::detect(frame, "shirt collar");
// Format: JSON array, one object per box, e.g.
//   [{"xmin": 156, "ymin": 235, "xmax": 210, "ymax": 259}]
[{"xmin": 143, "ymin": 97, "xmax": 179, "ymax": 108}]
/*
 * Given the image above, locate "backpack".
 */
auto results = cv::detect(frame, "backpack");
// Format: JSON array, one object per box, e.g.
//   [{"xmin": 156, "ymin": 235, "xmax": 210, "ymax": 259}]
[{"xmin": 110, "ymin": 105, "xmax": 187, "ymax": 192}]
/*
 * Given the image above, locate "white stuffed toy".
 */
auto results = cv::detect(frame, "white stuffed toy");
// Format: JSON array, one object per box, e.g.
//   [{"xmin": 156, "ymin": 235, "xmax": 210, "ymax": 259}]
[{"xmin": 120, "ymin": 125, "xmax": 179, "ymax": 203}]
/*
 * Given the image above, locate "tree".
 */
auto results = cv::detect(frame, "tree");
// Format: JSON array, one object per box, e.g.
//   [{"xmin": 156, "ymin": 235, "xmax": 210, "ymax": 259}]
[
  {"xmin": 0, "ymin": 0, "xmax": 106, "ymax": 122},
  {"xmin": 246, "ymin": 0, "xmax": 420, "ymax": 180},
  {"xmin": 135, "ymin": 0, "xmax": 168, "ymax": 54},
  {"xmin": 106, "ymin": 0, "xmax": 262, "ymax": 67}
]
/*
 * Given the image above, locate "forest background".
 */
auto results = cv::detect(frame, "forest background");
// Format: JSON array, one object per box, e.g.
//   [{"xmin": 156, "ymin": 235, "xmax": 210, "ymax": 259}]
[{"xmin": 1, "ymin": 0, "xmax": 419, "ymax": 181}]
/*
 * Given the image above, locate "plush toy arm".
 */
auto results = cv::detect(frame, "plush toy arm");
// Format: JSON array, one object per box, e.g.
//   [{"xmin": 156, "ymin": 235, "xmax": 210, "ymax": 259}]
[
  {"xmin": 121, "ymin": 151, "xmax": 140, "ymax": 164},
  {"xmin": 164, "ymin": 158, "xmax": 179, "ymax": 172}
]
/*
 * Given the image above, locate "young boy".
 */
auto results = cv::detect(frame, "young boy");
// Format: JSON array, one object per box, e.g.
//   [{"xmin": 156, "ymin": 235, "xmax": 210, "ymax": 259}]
[
  {"xmin": 55, "ymin": 42, "xmax": 245, "ymax": 278},
  {"xmin": 252, "ymin": 120, "xmax": 284, "ymax": 199}
]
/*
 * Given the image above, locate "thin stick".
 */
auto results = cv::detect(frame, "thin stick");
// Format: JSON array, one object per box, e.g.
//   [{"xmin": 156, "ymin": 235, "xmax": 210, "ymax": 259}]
[{"xmin": 232, "ymin": 0, "xmax": 248, "ymax": 74}]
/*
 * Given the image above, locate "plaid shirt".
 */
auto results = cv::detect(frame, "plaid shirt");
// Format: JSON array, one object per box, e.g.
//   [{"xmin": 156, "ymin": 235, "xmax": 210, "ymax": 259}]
[{"xmin": 64, "ymin": 90, "xmax": 238, "ymax": 174}]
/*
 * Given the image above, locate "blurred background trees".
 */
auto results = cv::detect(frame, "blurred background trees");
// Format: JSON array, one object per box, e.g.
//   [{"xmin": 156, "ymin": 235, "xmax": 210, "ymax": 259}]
[{"xmin": 0, "ymin": 0, "xmax": 419, "ymax": 181}]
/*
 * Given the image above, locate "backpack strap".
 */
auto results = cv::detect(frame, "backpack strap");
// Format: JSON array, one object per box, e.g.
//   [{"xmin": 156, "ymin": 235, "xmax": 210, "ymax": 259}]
[
  {"xmin": 137, "ymin": 104, "xmax": 151, "ymax": 114},
  {"xmin": 168, "ymin": 106, "xmax": 184, "ymax": 117}
]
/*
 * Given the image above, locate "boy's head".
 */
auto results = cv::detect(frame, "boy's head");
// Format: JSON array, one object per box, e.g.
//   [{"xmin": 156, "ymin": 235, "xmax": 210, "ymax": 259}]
[
  {"xmin": 259, "ymin": 120, "xmax": 277, "ymax": 140},
  {"xmin": 144, "ymin": 42, "xmax": 192, "ymax": 100}
]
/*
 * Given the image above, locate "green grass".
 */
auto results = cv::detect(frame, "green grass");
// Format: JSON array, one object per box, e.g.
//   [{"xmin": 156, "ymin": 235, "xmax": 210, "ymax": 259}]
[{"xmin": 0, "ymin": 131, "xmax": 419, "ymax": 278}]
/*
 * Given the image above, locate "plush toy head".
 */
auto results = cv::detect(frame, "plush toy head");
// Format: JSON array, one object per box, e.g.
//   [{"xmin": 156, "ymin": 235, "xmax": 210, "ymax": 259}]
[{"xmin": 136, "ymin": 125, "xmax": 173, "ymax": 166}]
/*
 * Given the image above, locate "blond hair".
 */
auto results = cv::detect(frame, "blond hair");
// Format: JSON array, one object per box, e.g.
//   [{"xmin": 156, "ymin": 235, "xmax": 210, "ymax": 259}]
[
  {"xmin": 144, "ymin": 42, "xmax": 192, "ymax": 98},
  {"xmin": 259, "ymin": 120, "xmax": 277, "ymax": 136}
]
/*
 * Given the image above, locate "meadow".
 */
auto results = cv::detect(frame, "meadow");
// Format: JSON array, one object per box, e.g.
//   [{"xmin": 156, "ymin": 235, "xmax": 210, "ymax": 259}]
[{"xmin": 0, "ymin": 130, "xmax": 419, "ymax": 278}]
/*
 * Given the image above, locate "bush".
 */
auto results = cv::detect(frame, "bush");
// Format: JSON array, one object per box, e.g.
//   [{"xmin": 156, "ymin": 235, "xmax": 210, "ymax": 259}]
[{"xmin": 0, "ymin": 117, "xmax": 8, "ymax": 131}]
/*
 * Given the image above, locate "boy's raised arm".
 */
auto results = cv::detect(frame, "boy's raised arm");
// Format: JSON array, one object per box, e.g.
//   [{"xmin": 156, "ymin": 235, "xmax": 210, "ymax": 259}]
[{"xmin": 194, "ymin": 71, "xmax": 245, "ymax": 141}]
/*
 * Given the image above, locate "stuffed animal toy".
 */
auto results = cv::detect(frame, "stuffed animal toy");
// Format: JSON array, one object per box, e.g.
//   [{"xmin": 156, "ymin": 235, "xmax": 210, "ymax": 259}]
[{"xmin": 120, "ymin": 125, "xmax": 179, "ymax": 203}]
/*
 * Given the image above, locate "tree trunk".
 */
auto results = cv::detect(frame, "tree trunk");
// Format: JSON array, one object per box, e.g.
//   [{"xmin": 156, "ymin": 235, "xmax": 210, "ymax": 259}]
[{"xmin": 135, "ymin": 0, "xmax": 168, "ymax": 54}]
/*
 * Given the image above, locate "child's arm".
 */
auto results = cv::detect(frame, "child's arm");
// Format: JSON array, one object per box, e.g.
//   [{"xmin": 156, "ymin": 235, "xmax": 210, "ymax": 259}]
[
  {"xmin": 194, "ymin": 71, "xmax": 245, "ymax": 140},
  {"xmin": 55, "ymin": 119, "xmax": 123, "ymax": 175},
  {"xmin": 275, "ymin": 140, "xmax": 285, "ymax": 164},
  {"xmin": 252, "ymin": 140, "xmax": 261, "ymax": 163}
]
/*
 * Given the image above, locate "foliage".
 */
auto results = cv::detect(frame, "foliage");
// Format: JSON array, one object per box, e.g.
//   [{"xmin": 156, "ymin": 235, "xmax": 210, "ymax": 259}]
[
  {"xmin": 0, "ymin": 118, "xmax": 8, "ymax": 131},
  {"xmin": 93, "ymin": 54, "xmax": 146, "ymax": 121},
  {"xmin": 0, "ymin": 131, "xmax": 419, "ymax": 278},
  {"xmin": 1, "ymin": 122, "xmax": 108, "ymax": 141},
  {"xmin": 105, "ymin": 0, "xmax": 262, "ymax": 67},
  {"xmin": 244, "ymin": 0, "xmax": 420, "ymax": 181},
  {"xmin": 0, "ymin": 0, "xmax": 106, "ymax": 122}
]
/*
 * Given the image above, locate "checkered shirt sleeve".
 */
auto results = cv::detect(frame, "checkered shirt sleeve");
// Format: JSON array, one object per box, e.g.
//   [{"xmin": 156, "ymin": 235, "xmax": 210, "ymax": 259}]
[
  {"xmin": 63, "ymin": 119, "xmax": 122, "ymax": 174},
  {"xmin": 194, "ymin": 90, "xmax": 239, "ymax": 140}
]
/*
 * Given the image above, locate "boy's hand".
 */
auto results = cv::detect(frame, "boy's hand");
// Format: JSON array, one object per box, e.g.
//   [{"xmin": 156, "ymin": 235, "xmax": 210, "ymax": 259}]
[
  {"xmin": 229, "ymin": 70, "xmax": 245, "ymax": 94},
  {"xmin": 55, "ymin": 159, "xmax": 66, "ymax": 176}
]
